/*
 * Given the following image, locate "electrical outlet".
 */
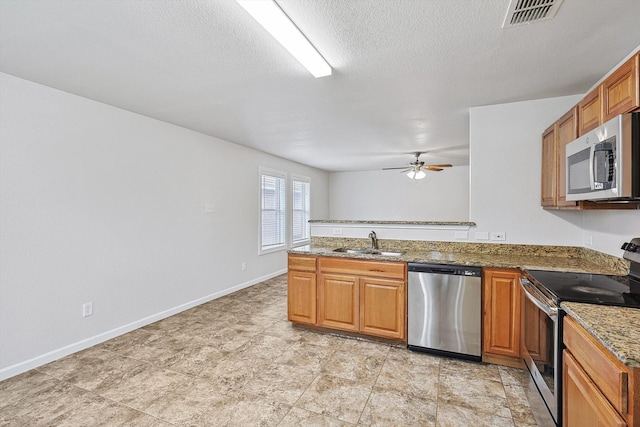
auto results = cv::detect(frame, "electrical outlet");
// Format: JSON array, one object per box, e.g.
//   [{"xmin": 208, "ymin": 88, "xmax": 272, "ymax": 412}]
[
  {"xmin": 82, "ymin": 302, "xmax": 93, "ymax": 317},
  {"xmin": 241, "ymin": 262, "xmax": 247, "ymax": 271},
  {"xmin": 490, "ymin": 232, "xmax": 506, "ymax": 241},
  {"xmin": 204, "ymin": 203, "xmax": 215, "ymax": 213},
  {"xmin": 332, "ymin": 228, "xmax": 343, "ymax": 235},
  {"xmin": 585, "ymin": 235, "xmax": 593, "ymax": 246}
]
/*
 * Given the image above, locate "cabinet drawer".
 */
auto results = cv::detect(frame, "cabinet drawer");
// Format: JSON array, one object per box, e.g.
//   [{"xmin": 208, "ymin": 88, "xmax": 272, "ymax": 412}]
[
  {"xmin": 563, "ymin": 316, "xmax": 629, "ymax": 415},
  {"xmin": 288, "ymin": 254, "xmax": 317, "ymax": 272},
  {"xmin": 319, "ymin": 257, "xmax": 405, "ymax": 279}
]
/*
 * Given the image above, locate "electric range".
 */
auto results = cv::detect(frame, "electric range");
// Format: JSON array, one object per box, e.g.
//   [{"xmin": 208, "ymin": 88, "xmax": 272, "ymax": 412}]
[
  {"xmin": 524, "ymin": 237, "xmax": 640, "ymax": 308},
  {"xmin": 519, "ymin": 237, "xmax": 640, "ymax": 426}
]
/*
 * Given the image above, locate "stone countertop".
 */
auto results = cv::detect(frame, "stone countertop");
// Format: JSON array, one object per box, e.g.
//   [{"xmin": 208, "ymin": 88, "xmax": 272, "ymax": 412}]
[
  {"xmin": 562, "ymin": 302, "xmax": 640, "ymax": 368},
  {"xmin": 309, "ymin": 220, "xmax": 476, "ymax": 226},
  {"xmin": 290, "ymin": 245, "xmax": 624, "ymax": 275}
]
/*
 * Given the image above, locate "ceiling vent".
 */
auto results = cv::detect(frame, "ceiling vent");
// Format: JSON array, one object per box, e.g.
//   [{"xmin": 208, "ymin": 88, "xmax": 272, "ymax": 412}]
[{"xmin": 502, "ymin": 0, "xmax": 563, "ymax": 28}]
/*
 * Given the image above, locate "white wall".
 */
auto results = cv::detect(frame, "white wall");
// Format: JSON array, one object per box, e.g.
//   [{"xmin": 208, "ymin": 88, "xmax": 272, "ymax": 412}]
[
  {"xmin": 329, "ymin": 167, "xmax": 469, "ymax": 221},
  {"xmin": 469, "ymin": 95, "xmax": 584, "ymax": 246},
  {"xmin": 0, "ymin": 73, "xmax": 329, "ymax": 379}
]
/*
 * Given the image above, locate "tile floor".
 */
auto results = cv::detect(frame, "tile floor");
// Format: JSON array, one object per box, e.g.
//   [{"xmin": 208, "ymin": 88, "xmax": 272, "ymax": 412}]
[{"xmin": 0, "ymin": 274, "xmax": 539, "ymax": 426}]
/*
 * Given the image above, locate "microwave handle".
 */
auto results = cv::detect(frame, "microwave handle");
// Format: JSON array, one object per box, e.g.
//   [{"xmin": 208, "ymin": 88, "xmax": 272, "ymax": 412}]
[{"xmin": 589, "ymin": 144, "xmax": 595, "ymax": 190}]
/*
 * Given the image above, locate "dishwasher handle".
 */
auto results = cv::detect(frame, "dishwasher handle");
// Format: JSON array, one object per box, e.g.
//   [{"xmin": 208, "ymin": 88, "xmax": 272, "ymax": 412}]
[{"xmin": 408, "ymin": 263, "xmax": 482, "ymax": 277}]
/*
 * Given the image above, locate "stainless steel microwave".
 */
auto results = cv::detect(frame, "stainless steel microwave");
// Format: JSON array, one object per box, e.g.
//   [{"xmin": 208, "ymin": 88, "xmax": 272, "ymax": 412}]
[{"xmin": 566, "ymin": 112, "xmax": 639, "ymax": 202}]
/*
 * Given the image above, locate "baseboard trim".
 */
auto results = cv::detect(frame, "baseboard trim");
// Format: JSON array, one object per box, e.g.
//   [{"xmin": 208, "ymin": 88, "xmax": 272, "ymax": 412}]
[{"xmin": 0, "ymin": 269, "xmax": 287, "ymax": 381}]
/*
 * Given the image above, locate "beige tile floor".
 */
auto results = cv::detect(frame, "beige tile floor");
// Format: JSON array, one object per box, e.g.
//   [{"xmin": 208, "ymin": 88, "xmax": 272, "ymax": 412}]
[{"xmin": 0, "ymin": 274, "xmax": 539, "ymax": 426}]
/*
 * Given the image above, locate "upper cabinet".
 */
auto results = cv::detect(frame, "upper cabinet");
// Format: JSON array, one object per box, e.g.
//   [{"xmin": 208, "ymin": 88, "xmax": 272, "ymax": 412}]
[
  {"xmin": 577, "ymin": 86, "xmax": 601, "ymax": 136},
  {"xmin": 602, "ymin": 53, "xmax": 639, "ymax": 122},
  {"xmin": 541, "ymin": 51, "xmax": 640, "ymax": 210},
  {"xmin": 541, "ymin": 108, "xmax": 579, "ymax": 209}
]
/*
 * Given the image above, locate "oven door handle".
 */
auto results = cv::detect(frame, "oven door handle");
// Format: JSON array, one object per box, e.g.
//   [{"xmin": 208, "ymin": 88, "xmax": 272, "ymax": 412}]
[{"xmin": 520, "ymin": 278, "xmax": 558, "ymax": 318}]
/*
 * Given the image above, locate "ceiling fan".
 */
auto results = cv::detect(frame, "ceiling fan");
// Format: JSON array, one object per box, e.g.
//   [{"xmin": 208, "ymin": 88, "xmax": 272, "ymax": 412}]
[{"xmin": 383, "ymin": 152, "xmax": 453, "ymax": 180}]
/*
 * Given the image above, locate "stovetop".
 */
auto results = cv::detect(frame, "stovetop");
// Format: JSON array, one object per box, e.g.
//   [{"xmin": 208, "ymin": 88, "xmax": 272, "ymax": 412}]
[
  {"xmin": 524, "ymin": 237, "xmax": 640, "ymax": 309},
  {"xmin": 525, "ymin": 269, "xmax": 640, "ymax": 308}
]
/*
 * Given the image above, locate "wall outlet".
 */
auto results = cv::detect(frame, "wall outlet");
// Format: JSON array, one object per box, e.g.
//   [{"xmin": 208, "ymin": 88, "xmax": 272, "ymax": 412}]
[
  {"xmin": 241, "ymin": 262, "xmax": 247, "ymax": 271},
  {"xmin": 82, "ymin": 302, "xmax": 93, "ymax": 317},
  {"xmin": 332, "ymin": 228, "xmax": 343, "ymax": 235},
  {"xmin": 475, "ymin": 231, "xmax": 489, "ymax": 240},
  {"xmin": 204, "ymin": 203, "xmax": 215, "ymax": 213},
  {"xmin": 585, "ymin": 235, "xmax": 593, "ymax": 246},
  {"xmin": 490, "ymin": 232, "xmax": 506, "ymax": 241}
]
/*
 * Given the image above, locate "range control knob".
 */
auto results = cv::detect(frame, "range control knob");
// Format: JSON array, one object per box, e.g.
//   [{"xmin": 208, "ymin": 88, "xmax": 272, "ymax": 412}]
[
  {"xmin": 623, "ymin": 242, "xmax": 639, "ymax": 252},
  {"xmin": 622, "ymin": 242, "xmax": 630, "ymax": 250}
]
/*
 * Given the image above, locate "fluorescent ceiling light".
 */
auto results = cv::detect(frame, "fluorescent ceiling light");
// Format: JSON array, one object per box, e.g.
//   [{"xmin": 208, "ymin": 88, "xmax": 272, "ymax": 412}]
[{"xmin": 236, "ymin": 0, "xmax": 332, "ymax": 78}]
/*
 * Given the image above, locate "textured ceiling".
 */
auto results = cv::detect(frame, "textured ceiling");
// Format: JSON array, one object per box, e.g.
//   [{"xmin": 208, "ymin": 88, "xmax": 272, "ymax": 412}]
[{"xmin": 1, "ymin": 0, "xmax": 640, "ymax": 171}]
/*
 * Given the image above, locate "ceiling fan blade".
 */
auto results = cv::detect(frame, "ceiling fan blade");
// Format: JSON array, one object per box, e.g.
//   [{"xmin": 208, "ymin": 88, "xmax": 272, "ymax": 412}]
[
  {"xmin": 382, "ymin": 166, "xmax": 409, "ymax": 170},
  {"xmin": 426, "ymin": 164, "xmax": 452, "ymax": 168},
  {"xmin": 425, "ymin": 167, "xmax": 444, "ymax": 171},
  {"xmin": 399, "ymin": 167, "xmax": 413, "ymax": 173}
]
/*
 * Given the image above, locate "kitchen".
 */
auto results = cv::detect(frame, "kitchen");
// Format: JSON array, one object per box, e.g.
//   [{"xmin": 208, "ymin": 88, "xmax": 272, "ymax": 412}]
[{"xmin": 2, "ymin": 0, "xmax": 640, "ymax": 426}]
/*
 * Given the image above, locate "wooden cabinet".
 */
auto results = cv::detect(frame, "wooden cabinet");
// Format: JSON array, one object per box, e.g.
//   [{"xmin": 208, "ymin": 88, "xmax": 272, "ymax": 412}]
[
  {"xmin": 540, "ymin": 108, "xmax": 579, "ymax": 209},
  {"xmin": 288, "ymin": 255, "xmax": 407, "ymax": 341},
  {"xmin": 563, "ymin": 350, "xmax": 627, "ymax": 427},
  {"xmin": 317, "ymin": 273, "xmax": 359, "ymax": 332},
  {"xmin": 541, "ymin": 124, "xmax": 557, "ymax": 207},
  {"xmin": 359, "ymin": 276, "xmax": 405, "ymax": 340},
  {"xmin": 578, "ymin": 86, "xmax": 602, "ymax": 136},
  {"xmin": 563, "ymin": 316, "xmax": 639, "ymax": 427},
  {"xmin": 603, "ymin": 53, "xmax": 639, "ymax": 122},
  {"xmin": 287, "ymin": 255, "xmax": 317, "ymax": 325},
  {"xmin": 482, "ymin": 268, "xmax": 522, "ymax": 367},
  {"xmin": 541, "ymin": 51, "xmax": 640, "ymax": 211}
]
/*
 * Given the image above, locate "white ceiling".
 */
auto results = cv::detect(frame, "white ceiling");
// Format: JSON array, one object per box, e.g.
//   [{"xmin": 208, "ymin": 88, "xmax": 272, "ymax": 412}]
[{"xmin": 1, "ymin": 0, "xmax": 640, "ymax": 172}]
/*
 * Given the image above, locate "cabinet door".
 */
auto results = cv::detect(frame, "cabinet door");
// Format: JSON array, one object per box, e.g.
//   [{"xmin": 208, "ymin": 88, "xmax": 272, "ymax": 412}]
[
  {"xmin": 578, "ymin": 87, "xmax": 602, "ymax": 136},
  {"xmin": 287, "ymin": 271, "xmax": 317, "ymax": 325},
  {"xmin": 556, "ymin": 108, "xmax": 578, "ymax": 208},
  {"xmin": 317, "ymin": 273, "xmax": 359, "ymax": 332},
  {"xmin": 483, "ymin": 268, "xmax": 521, "ymax": 359},
  {"xmin": 541, "ymin": 124, "xmax": 557, "ymax": 207},
  {"xmin": 359, "ymin": 277, "xmax": 405, "ymax": 340},
  {"xmin": 603, "ymin": 54, "xmax": 639, "ymax": 122},
  {"xmin": 563, "ymin": 350, "xmax": 627, "ymax": 427}
]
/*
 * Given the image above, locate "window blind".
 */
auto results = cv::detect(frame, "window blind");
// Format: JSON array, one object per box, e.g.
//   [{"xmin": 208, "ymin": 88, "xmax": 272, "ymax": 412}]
[{"xmin": 261, "ymin": 172, "xmax": 286, "ymax": 251}]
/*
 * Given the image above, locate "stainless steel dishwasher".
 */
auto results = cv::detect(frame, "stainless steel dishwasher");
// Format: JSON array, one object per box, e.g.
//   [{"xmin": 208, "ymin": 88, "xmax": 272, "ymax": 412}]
[{"xmin": 407, "ymin": 263, "xmax": 482, "ymax": 361}]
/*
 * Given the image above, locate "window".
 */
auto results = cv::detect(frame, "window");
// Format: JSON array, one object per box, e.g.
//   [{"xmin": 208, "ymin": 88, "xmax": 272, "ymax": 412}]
[
  {"xmin": 292, "ymin": 175, "xmax": 310, "ymax": 246},
  {"xmin": 260, "ymin": 168, "xmax": 286, "ymax": 254}
]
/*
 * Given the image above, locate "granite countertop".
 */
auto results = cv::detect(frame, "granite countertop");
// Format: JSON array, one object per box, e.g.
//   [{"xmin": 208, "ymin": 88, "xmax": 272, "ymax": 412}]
[
  {"xmin": 290, "ymin": 245, "xmax": 625, "ymax": 275},
  {"xmin": 562, "ymin": 302, "xmax": 640, "ymax": 368}
]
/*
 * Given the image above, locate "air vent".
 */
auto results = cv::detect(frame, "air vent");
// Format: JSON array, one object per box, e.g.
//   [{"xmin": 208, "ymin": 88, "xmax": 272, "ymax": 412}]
[{"xmin": 502, "ymin": 0, "xmax": 563, "ymax": 28}]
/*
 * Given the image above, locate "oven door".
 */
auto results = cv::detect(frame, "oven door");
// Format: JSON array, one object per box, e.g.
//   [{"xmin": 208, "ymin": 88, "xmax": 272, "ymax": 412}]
[{"xmin": 520, "ymin": 278, "xmax": 562, "ymax": 426}]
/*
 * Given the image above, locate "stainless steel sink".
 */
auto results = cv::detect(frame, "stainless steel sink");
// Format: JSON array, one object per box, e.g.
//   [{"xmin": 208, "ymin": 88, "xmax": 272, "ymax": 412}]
[{"xmin": 333, "ymin": 248, "xmax": 404, "ymax": 256}]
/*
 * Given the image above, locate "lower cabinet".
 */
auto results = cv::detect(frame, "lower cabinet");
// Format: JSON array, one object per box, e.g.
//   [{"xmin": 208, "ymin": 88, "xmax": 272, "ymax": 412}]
[
  {"xmin": 482, "ymin": 268, "xmax": 523, "ymax": 366},
  {"xmin": 317, "ymin": 273, "xmax": 359, "ymax": 332},
  {"xmin": 563, "ymin": 350, "xmax": 626, "ymax": 427},
  {"xmin": 359, "ymin": 276, "xmax": 405, "ymax": 340},
  {"xmin": 288, "ymin": 255, "xmax": 407, "ymax": 341},
  {"xmin": 563, "ymin": 316, "xmax": 638, "ymax": 427},
  {"xmin": 287, "ymin": 255, "xmax": 317, "ymax": 325}
]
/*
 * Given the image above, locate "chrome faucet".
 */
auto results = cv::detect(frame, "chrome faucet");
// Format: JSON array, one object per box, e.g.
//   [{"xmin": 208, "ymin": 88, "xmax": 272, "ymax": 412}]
[{"xmin": 368, "ymin": 231, "xmax": 379, "ymax": 250}]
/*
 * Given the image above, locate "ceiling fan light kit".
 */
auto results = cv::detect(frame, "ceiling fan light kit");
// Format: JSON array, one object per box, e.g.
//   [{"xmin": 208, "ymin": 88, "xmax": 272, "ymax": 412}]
[
  {"xmin": 407, "ymin": 169, "xmax": 427, "ymax": 180},
  {"xmin": 383, "ymin": 152, "xmax": 452, "ymax": 180},
  {"xmin": 236, "ymin": 0, "xmax": 332, "ymax": 78}
]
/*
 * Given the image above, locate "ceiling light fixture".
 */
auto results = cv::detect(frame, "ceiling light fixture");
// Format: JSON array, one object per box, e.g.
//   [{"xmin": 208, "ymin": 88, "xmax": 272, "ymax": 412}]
[
  {"xmin": 406, "ymin": 169, "xmax": 427, "ymax": 180},
  {"xmin": 236, "ymin": 0, "xmax": 332, "ymax": 78}
]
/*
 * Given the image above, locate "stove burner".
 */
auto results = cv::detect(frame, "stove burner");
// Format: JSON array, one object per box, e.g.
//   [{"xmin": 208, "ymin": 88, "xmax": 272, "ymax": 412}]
[{"xmin": 570, "ymin": 286, "xmax": 620, "ymax": 296}]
